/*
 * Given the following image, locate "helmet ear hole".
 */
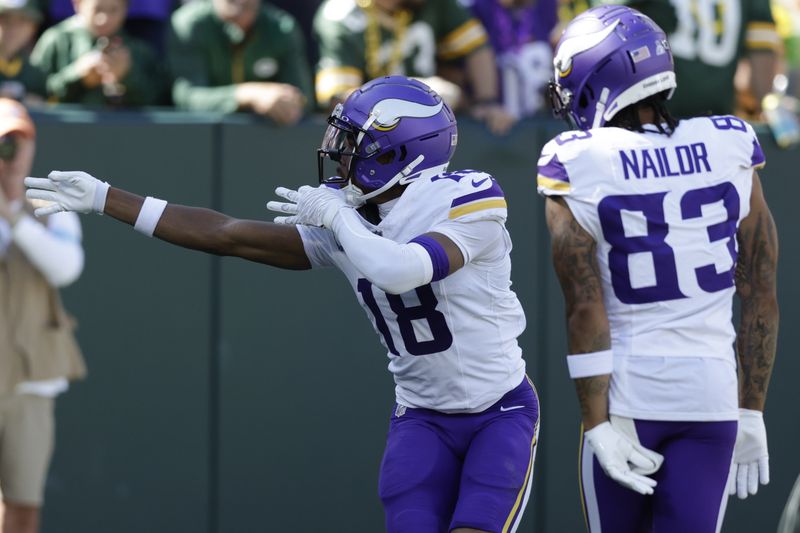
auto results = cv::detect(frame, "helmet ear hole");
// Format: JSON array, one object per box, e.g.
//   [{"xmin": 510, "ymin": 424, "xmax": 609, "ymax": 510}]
[
  {"xmin": 376, "ymin": 150, "xmax": 396, "ymax": 165},
  {"xmin": 579, "ymin": 83, "xmax": 596, "ymax": 109},
  {"xmin": 398, "ymin": 145, "xmax": 407, "ymax": 162}
]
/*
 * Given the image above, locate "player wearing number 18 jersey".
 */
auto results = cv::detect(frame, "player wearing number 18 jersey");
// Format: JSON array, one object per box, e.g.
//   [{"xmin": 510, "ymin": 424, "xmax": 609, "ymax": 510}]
[
  {"xmin": 541, "ymin": 6, "xmax": 778, "ymax": 533},
  {"xmin": 299, "ymin": 169, "xmax": 527, "ymax": 413},
  {"xmin": 24, "ymin": 75, "xmax": 539, "ymax": 533}
]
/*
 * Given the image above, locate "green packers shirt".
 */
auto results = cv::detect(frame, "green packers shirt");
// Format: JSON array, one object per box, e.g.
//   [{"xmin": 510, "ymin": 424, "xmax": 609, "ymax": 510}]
[{"xmin": 313, "ymin": 0, "xmax": 489, "ymax": 107}]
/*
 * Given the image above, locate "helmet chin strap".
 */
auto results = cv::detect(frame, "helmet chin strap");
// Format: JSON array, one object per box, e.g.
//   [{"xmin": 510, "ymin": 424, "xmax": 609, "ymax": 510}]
[{"xmin": 352, "ymin": 154, "xmax": 438, "ymax": 202}]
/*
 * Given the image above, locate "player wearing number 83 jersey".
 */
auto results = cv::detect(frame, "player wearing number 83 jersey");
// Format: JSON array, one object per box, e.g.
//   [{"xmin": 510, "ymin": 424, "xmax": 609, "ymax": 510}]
[
  {"xmin": 539, "ymin": 115, "xmax": 763, "ymax": 421},
  {"xmin": 541, "ymin": 5, "xmax": 779, "ymax": 533}
]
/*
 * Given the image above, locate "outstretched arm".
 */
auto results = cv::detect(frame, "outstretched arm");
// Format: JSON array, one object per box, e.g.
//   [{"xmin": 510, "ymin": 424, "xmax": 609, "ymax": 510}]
[
  {"xmin": 26, "ymin": 171, "xmax": 311, "ymax": 270},
  {"xmin": 735, "ymin": 172, "xmax": 779, "ymax": 410},
  {"xmin": 106, "ymin": 188, "xmax": 310, "ymax": 269}
]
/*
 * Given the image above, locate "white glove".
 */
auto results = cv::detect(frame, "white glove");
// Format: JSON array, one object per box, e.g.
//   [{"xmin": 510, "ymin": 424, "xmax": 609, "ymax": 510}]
[
  {"xmin": 24, "ymin": 170, "xmax": 109, "ymax": 217},
  {"xmin": 728, "ymin": 408, "xmax": 769, "ymax": 499},
  {"xmin": 584, "ymin": 421, "xmax": 664, "ymax": 495},
  {"xmin": 266, "ymin": 185, "xmax": 349, "ymax": 227}
]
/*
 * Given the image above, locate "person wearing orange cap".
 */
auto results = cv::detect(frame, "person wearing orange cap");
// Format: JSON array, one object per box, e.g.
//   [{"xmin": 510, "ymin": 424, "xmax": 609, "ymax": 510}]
[{"xmin": 0, "ymin": 98, "xmax": 86, "ymax": 533}]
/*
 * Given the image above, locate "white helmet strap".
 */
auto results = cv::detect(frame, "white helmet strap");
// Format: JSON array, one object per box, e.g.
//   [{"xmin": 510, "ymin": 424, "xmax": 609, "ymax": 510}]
[
  {"xmin": 351, "ymin": 159, "xmax": 450, "ymax": 203},
  {"xmin": 592, "ymin": 87, "xmax": 611, "ymax": 129},
  {"xmin": 601, "ymin": 71, "xmax": 677, "ymax": 124}
]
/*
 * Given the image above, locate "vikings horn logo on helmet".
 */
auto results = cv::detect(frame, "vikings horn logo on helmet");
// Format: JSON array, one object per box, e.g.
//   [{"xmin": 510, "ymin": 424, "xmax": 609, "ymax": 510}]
[
  {"xmin": 368, "ymin": 98, "xmax": 445, "ymax": 131},
  {"xmin": 548, "ymin": 5, "xmax": 676, "ymax": 130},
  {"xmin": 317, "ymin": 76, "xmax": 458, "ymax": 202},
  {"xmin": 554, "ymin": 19, "xmax": 619, "ymax": 78}
]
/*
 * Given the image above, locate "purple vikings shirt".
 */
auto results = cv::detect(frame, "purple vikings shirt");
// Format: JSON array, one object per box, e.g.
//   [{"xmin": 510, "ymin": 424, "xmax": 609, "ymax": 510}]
[
  {"xmin": 467, "ymin": 0, "xmax": 558, "ymax": 117},
  {"xmin": 49, "ymin": 0, "xmax": 172, "ymax": 21}
]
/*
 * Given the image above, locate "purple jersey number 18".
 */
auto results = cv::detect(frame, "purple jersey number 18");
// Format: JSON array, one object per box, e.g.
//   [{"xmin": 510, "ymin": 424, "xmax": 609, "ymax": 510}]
[{"xmin": 357, "ymin": 279, "xmax": 454, "ymax": 356}]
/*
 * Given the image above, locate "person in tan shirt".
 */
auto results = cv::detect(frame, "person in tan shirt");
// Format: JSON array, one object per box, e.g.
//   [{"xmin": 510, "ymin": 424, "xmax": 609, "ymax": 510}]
[{"xmin": 0, "ymin": 98, "xmax": 85, "ymax": 533}]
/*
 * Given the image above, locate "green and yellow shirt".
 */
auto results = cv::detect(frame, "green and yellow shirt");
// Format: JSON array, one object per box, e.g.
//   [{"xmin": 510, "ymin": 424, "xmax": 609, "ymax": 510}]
[
  {"xmin": 168, "ymin": 1, "xmax": 313, "ymax": 112},
  {"xmin": 313, "ymin": 0, "xmax": 489, "ymax": 107},
  {"xmin": 30, "ymin": 16, "xmax": 165, "ymax": 107}
]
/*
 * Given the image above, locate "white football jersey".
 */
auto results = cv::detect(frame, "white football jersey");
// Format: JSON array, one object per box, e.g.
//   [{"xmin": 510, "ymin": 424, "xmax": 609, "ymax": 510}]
[
  {"xmin": 299, "ymin": 171, "xmax": 527, "ymax": 413},
  {"xmin": 538, "ymin": 116, "xmax": 765, "ymax": 421}
]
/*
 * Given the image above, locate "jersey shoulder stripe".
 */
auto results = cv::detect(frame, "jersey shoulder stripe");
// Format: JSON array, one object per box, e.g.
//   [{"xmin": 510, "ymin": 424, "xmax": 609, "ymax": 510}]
[
  {"xmin": 449, "ymin": 198, "xmax": 507, "ymax": 219},
  {"xmin": 536, "ymin": 131, "xmax": 592, "ymax": 196},
  {"xmin": 700, "ymin": 115, "xmax": 766, "ymax": 169},
  {"xmin": 751, "ymin": 138, "xmax": 766, "ymax": 169},
  {"xmin": 426, "ymin": 170, "xmax": 506, "ymax": 222},
  {"xmin": 447, "ymin": 174, "xmax": 506, "ymax": 220},
  {"xmin": 537, "ymin": 152, "xmax": 571, "ymax": 195}
]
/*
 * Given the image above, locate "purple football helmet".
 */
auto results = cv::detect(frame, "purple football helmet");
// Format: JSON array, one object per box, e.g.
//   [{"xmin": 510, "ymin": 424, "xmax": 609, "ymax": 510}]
[
  {"xmin": 548, "ymin": 5, "xmax": 676, "ymax": 130},
  {"xmin": 318, "ymin": 76, "xmax": 458, "ymax": 201}
]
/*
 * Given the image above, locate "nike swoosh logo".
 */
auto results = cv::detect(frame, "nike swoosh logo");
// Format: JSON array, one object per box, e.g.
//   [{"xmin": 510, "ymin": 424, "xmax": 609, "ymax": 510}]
[
  {"xmin": 500, "ymin": 405, "xmax": 525, "ymax": 412},
  {"xmin": 472, "ymin": 177, "xmax": 489, "ymax": 187}
]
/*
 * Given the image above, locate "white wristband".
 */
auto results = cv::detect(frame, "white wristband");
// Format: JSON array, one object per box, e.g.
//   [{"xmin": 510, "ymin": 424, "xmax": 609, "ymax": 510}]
[
  {"xmin": 134, "ymin": 197, "xmax": 168, "ymax": 237},
  {"xmin": 93, "ymin": 181, "xmax": 110, "ymax": 214},
  {"xmin": 567, "ymin": 349, "xmax": 614, "ymax": 378}
]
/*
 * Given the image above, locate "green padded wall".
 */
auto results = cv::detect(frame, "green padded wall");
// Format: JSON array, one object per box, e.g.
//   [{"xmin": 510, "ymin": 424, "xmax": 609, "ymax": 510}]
[
  {"xmin": 723, "ymin": 138, "xmax": 800, "ymax": 531},
  {"xmin": 216, "ymin": 117, "xmax": 393, "ymax": 532},
  {"xmin": 31, "ymin": 111, "xmax": 215, "ymax": 533}
]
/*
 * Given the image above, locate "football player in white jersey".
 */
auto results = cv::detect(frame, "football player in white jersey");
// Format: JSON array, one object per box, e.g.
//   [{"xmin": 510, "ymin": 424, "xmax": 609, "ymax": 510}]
[
  {"xmin": 25, "ymin": 76, "xmax": 539, "ymax": 533},
  {"xmin": 540, "ymin": 5, "xmax": 779, "ymax": 532}
]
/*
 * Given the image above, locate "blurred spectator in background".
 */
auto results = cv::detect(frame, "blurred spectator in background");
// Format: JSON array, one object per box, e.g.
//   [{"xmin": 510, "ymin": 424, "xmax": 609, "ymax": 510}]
[
  {"xmin": 29, "ymin": 0, "xmax": 166, "ymax": 107},
  {"xmin": 45, "ymin": 0, "xmax": 176, "ymax": 53},
  {"xmin": 270, "ymin": 0, "xmax": 323, "ymax": 65},
  {"xmin": 554, "ymin": 0, "xmax": 589, "ymax": 35},
  {"xmin": 313, "ymin": 0, "xmax": 516, "ymax": 134},
  {"xmin": 772, "ymin": 0, "xmax": 800, "ymax": 95},
  {"xmin": 0, "ymin": 98, "xmax": 85, "ymax": 533},
  {"xmin": 168, "ymin": 0, "xmax": 312, "ymax": 126},
  {"xmin": 593, "ymin": 0, "xmax": 779, "ymax": 118},
  {"xmin": 0, "ymin": 0, "xmax": 46, "ymax": 102},
  {"xmin": 464, "ymin": 0, "xmax": 558, "ymax": 119}
]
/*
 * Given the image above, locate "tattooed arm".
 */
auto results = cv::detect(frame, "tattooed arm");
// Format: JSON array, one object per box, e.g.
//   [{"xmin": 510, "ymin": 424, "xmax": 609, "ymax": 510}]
[
  {"xmin": 545, "ymin": 196, "xmax": 611, "ymax": 430},
  {"xmin": 736, "ymin": 172, "xmax": 779, "ymax": 411}
]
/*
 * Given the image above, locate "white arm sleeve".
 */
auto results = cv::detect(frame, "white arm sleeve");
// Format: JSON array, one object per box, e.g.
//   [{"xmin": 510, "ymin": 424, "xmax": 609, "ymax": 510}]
[
  {"xmin": 12, "ymin": 212, "xmax": 84, "ymax": 287},
  {"xmin": 330, "ymin": 208, "xmax": 434, "ymax": 294},
  {"xmin": 296, "ymin": 225, "xmax": 338, "ymax": 268}
]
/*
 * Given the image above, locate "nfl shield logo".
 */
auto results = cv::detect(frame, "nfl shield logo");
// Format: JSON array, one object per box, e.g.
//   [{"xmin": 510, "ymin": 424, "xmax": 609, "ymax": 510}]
[{"xmin": 395, "ymin": 404, "xmax": 407, "ymax": 417}]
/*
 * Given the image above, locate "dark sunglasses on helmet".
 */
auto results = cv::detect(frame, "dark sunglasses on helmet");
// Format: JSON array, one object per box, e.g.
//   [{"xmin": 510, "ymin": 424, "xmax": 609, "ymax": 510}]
[{"xmin": 0, "ymin": 135, "xmax": 18, "ymax": 162}]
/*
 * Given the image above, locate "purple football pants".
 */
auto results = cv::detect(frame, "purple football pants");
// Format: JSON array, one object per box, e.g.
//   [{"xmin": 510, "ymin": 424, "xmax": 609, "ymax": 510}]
[
  {"xmin": 580, "ymin": 419, "xmax": 737, "ymax": 533},
  {"xmin": 379, "ymin": 377, "xmax": 540, "ymax": 533}
]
